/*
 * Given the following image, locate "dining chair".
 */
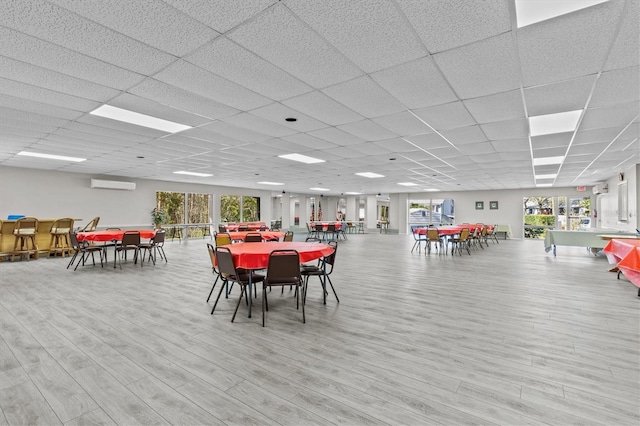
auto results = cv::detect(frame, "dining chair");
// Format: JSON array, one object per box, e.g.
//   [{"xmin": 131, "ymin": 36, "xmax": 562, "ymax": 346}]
[
  {"xmin": 212, "ymin": 246, "xmax": 264, "ymax": 321},
  {"xmin": 244, "ymin": 232, "xmax": 262, "ymax": 243},
  {"xmin": 205, "ymin": 243, "xmax": 233, "ymax": 303},
  {"xmin": 426, "ymin": 227, "xmax": 444, "ymax": 255},
  {"xmin": 262, "ymin": 249, "xmax": 304, "ymax": 326},
  {"xmin": 450, "ymin": 228, "xmax": 471, "ymax": 256},
  {"xmin": 314, "ymin": 223, "xmax": 325, "ymax": 240},
  {"xmin": 301, "ymin": 240, "xmax": 338, "ymax": 305},
  {"xmin": 79, "ymin": 216, "xmax": 100, "ymax": 232},
  {"xmin": 283, "ymin": 231, "xmax": 294, "ymax": 242},
  {"xmin": 12, "ymin": 216, "xmax": 39, "ymax": 261},
  {"xmin": 48, "ymin": 217, "xmax": 74, "ymax": 258},
  {"xmin": 115, "ymin": 231, "xmax": 140, "ymax": 268},
  {"xmin": 411, "ymin": 226, "xmax": 426, "ymax": 253},
  {"xmin": 139, "ymin": 230, "xmax": 166, "ymax": 265},
  {"xmin": 67, "ymin": 231, "xmax": 104, "ymax": 270},
  {"xmin": 215, "ymin": 232, "xmax": 232, "ymax": 246},
  {"xmin": 486, "ymin": 225, "xmax": 499, "ymax": 244}
]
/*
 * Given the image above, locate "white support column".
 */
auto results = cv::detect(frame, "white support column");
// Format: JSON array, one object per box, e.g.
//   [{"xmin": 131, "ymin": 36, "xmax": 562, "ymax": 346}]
[
  {"xmin": 346, "ymin": 196, "xmax": 357, "ymax": 221},
  {"xmin": 389, "ymin": 193, "xmax": 409, "ymax": 234},
  {"xmin": 366, "ymin": 194, "xmax": 378, "ymax": 231},
  {"xmin": 281, "ymin": 194, "xmax": 291, "ymax": 230}
]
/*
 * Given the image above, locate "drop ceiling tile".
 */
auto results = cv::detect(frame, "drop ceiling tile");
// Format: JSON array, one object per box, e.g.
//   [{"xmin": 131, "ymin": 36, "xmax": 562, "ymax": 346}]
[
  {"xmin": 459, "ymin": 142, "xmax": 496, "ymax": 156},
  {"xmin": 0, "ymin": 56, "xmax": 120, "ymax": 102},
  {"xmin": 531, "ymin": 132, "xmax": 572, "ymax": 150},
  {"xmin": 77, "ymin": 115, "xmax": 169, "ymax": 138},
  {"xmin": 249, "ymin": 103, "xmax": 329, "ymax": 132},
  {"xmin": 370, "ymin": 56, "xmax": 458, "ymax": 109},
  {"xmin": 412, "ymin": 101, "xmax": 476, "ymax": 131},
  {"xmin": 433, "ymin": 33, "xmax": 521, "ymax": 99},
  {"xmin": 0, "ymin": 0, "xmax": 175, "ymax": 75},
  {"xmin": 524, "ymin": 75, "xmax": 596, "ymax": 116},
  {"xmin": 439, "ymin": 125, "xmax": 487, "ymax": 146},
  {"xmin": 480, "ymin": 119, "xmax": 529, "ymax": 140},
  {"xmin": 604, "ymin": 0, "xmax": 639, "ymax": 70},
  {"xmin": 373, "ymin": 138, "xmax": 420, "ymax": 153},
  {"xmin": 322, "ymin": 76, "xmax": 406, "ymax": 118},
  {"xmin": 517, "ymin": 0, "xmax": 623, "ymax": 86},
  {"xmin": 128, "ymin": 79, "xmax": 239, "ymax": 120},
  {"xmin": 60, "ymin": 122, "xmax": 155, "ymax": 143},
  {"xmin": 371, "ymin": 111, "xmax": 433, "ymax": 137},
  {"xmin": 463, "ymin": 90, "xmax": 526, "ymax": 124},
  {"xmin": 164, "ymin": 0, "xmax": 275, "ymax": 33},
  {"xmin": 0, "ymin": 77, "xmax": 99, "ymax": 112},
  {"xmin": 281, "ymin": 91, "xmax": 364, "ymax": 126},
  {"xmin": 590, "ymin": 66, "xmax": 640, "ymax": 107},
  {"xmin": 573, "ymin": 126, "xmax": 625, "ymax": 145},
  {"xmin": 497, "ymin": 151, "xmax": 530, "ymax": 162},
  {"xmin": 0, "ymin": 117, "xmax": 59, "ymax": 134},
  {"xmin": 229, "ymin": 4, "xmax": 361, "ymax": 88},
  {"xmin": 285, "ymin": 0, "xmax": 426, "ymax": 72},
  {"xmin": 1, "ymin": 125, "xmax": 49, "ymax": 139},
  {"xmin": 348, "ymin": 142, "xmax": 395, "ymax": 156},
  {"xmin": 532, "ymin": 147, "xmax": 567, "ymax": 158},
  {"xmin": 569, "ymin": 141, "xmax": 609, "ymax": 156},
  {"xmin": 404, "ymin": 133, "xmax": 452, "ymax": 150},
  {"xmin": 307, "ymin": 127, "xmax": 366, "ymax": 146},
  {"xmin": 0, "ymin": 107, "xmax": 71, "ymax": 128},
  {"xmin": 160, "ymin": 134, "xmax": 227, "ymax": 151},
  {"xmin": 581, "ymin": 102, "xmax": 640, "ymax": 131},
  {"xmin": 221, "ymin": 113, "xmax": 298, "ymax": 138},
  {"xmin": 337, "ymin": 120, "xmax": 397, "ymax": 142},
  {"xmin": 0, "ymin": 94, "xmax": 83, "ymax": 120},
  {"xmin": 0, "ymin": 27, "xmax": 145, "ymax": 90},
  {"xmin": 396, "ymin": 0, "xmax": 510, "ymax": 53},
  {"xmin": 184, "ymin": 122, "xmax": 266, "ymax": 144},
  {"xmin": 186, "ymin": 37, "xmax": 312, "ymax": 100},
  {"xmin": 154, "ymin": 60, "xmax": 271, "ymax": 111},
  {"xmin": 281, "ymin": 133, "xmax": 339, "ymax": 150}
]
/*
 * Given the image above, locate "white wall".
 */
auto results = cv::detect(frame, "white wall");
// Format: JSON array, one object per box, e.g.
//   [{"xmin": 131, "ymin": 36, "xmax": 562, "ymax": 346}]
[
  {"xmin": 0, "ymin": 166, "xmax": 272, "ymax": 228},
  {"xmin": 596, "ymin": 163, "xmax": 639, "ymax": 231}
]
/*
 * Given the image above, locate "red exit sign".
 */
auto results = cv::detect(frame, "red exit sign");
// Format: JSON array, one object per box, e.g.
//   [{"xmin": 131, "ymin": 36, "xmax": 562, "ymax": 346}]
[{"xmin": 576, "ymin": 186, "xmax": 586, "ymax": 191}]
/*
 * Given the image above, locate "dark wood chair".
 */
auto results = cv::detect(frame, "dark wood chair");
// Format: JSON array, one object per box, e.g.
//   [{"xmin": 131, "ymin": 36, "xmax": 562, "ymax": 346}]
[{"xmin": 262, "ymin": 250, "xmax": 304, "ymax": 326}]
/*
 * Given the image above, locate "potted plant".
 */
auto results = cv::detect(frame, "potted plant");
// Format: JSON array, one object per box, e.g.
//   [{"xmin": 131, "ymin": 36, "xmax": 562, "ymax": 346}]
[{"xmin": 151, "ymin": 207, "xmax": 167, "ymax": 228}]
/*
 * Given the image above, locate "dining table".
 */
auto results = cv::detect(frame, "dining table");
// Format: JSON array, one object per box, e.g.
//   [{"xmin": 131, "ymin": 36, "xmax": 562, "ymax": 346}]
[
  {"xmin": 226, "ymin": 241, "xmax": 335, "ymax": 317},
  {"xmin": 227, "ymin": 230, "xmax": 285, "ymax": 242},
  {"xmin": 77, "ymin": 229, "xmax": 157, "ymax": 267},
  {"xmin": 602, "ymin": 238, "xmax": 640, "ymax": 295}
]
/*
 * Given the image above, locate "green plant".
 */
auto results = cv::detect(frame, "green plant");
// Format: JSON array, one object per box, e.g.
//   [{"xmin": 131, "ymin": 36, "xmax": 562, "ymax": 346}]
[{"xmin": 151, "ymin": 207, "xmax": 167, "ymax": 225}]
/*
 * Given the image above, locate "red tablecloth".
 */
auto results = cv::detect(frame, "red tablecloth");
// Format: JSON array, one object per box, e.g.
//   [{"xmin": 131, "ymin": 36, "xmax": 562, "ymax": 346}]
[
  {"xmin": 603, "ymin": 239, "xmax": 640, "ymax": 287},
  {"xmin": 227, "ymin": 231, "xmax": 285, "ymax": 242},
  {"xmin": 414, "ymin": 224, "xmax": 493, "ymax": 236},
  {"xmin": 225, "ymin": 223, "xmax": 267, "ymax": 231},
  {"xmin": 77, "ymin": 229, "xmax": 157, "ymax": 242},
  {"xmin": 226, "ymin": 242, "xmax": 334, "ymax": 270}
]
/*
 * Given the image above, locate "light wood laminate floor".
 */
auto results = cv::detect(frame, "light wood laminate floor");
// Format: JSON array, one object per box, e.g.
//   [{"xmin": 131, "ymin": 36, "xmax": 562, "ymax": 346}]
[{"xmin": 0, "ymin": 233, "xmax": 638, "ymax": 425}]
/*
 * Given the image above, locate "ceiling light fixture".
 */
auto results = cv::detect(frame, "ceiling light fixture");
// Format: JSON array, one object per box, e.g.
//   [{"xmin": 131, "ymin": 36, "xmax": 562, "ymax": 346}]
[
  {"xmin": 397, "ymin": 182, "xmax": 419, "ymax": 186},
  {"xmin": 310, "ymin": 187, "xmax": 330, "ymax": 191},
  {"xmin": 344, "ymin": 192, "xmax": 362, "ymax": 195},
  {"xmin": 173, "ymin": 171, "xmax": 213, "ymax": 177},
  {"xmin": 535, "ymin": 173, "xmax": 558, "ymax": 180},
  {"xmin": 90, "ymin": 105, "xmax": 192, "ymax": 133},
  {"xmin": 515, "ymin": 0, "xmax": 608, "ymax": 28},
  {"xmin": 355, "ymin": 172, "xmax": 384, "ymax": 178},
  {"xmin": 424, "ymin": 188, "xmax": 440, "ymax": 192},
  {"xmin": 278, "ymin": 153, "xmax": 325, "ymax": 164},
  {"xmin": 257, "ymin": 181, "xmax": 285, "ymax": 185},
  {"xmin": 17, "ymin": 151, "xmax": 86, "ymax": 162},
  {"xmin": 528, "ymin": 109, "xmax": 582, "ymax": 137},
  {"xmin": 532, "ymin": 156, "xmax": 565, "ymax": 166},
  {"xmin": 536, "ymin": 183, "xmax": 553, "ymax": 187}
]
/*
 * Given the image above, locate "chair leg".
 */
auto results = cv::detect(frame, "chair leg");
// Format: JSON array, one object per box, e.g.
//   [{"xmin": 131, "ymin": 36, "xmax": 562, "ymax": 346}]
[
  {"xmin": 231, "ymin": 286, "xmax": 246, "ymax": 322},
  {"xmin": 206, "ymin": 274, "xmax": 220, "ymax": 302},
  {"xmin": 211, "ymin": 279, "xmax": 227, "ymax": 314}
]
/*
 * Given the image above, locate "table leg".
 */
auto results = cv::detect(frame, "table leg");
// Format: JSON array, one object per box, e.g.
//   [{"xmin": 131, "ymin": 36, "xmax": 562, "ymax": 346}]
[{"xmin": 248, "ymin": 274, "xmax": 252, "ymax": 318}]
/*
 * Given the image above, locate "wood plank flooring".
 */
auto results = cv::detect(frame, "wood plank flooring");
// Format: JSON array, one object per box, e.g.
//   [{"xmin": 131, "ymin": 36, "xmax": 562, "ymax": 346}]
[{"xmin": 0, "ymin": 233, "xmax": 638, "ymax": 425}]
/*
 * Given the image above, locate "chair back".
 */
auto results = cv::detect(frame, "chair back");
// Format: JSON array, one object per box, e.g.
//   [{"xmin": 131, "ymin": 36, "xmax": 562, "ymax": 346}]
[
  {"xmin": 426, "ymin": 228, "xmax": 440, "ymax": 242},
  {"xmin": 52, "ymin": 217, "xmax": 74, "ymax": 233},
  {"xmin": 215, "ymin": 246, "xmax": 237, "ymax": 277},
  {"xmin": 283, "ymin": 231, "xmax": 294, "ymax": 242},
  {"xmin": 259, "ymin": 225, "xmax": 267, "ymax": 231},
  {"xmin": 207, "ymin": 242, "xmax": 219, "ymax": 273},
  {"xmin": 152, "ymin": 230, "xmax": 165, "ymax": 245},
  {"xmin": 459, "ymin": 228, "xmax": 470, "ymax": 241},
  {"xmin": 68, "ymin": 231, "xmax": 81, "ymax": 250},
  {"xmin": 266, "ymin": 250, "xmax": 301, "ymax": 285},
  {"xmin": 238, "ymin": 225, "xmax": 249, "ymax": 231},
  {"xmin": 324, "ymin": 240, "xmax": 338, "ymax": 271},
  {"xmin": 215, "ymin": 232, "xmax": 231, "ymax": 246},
  {"xmin": 327, "ymin": 224, "xmax": 336, "ymax": 232},
  {"xmin": 244, "ymin": 232, "xmax": 262, "ymax": 243},
  {"xmin": 305, "ymin": 237, "xmax": 321, "ymax": 242},
  {"xmin": 121, "ymin": 231, "xmax": 140, "ymax": 247},
  {"xmin": 218, "ymin": 224, "xmax": 227, "ymax": 233},
  {"xmin": 314, "ymin": 224, "xmax": 324, "ymax": 232},
  {"xmin": 81, "ymin": 217, "xmax": 100, "ymax": 232},
  {"xmin": 13, "ymin": 217, "xmax": 38, "ymax": 235}
]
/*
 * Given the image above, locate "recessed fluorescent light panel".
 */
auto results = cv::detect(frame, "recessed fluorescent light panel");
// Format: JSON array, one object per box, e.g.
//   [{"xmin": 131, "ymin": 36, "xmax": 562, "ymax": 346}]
[
  {"xmin": 17, "ymin": 151, "xmax": 86, "ymax": 162},
  {"xmin": 515, "ymin": 0, "xmax": 608, "ymax": 28},
  {"xmin": 344, "ymin": 192, "xmax": 362, "ymax": 195},
  {"xmin": 257, "ymin": 181, "xmax": 285, "ymax": 185},
  {"xmin": 173, "ymin": 171, "xmax": 213, "ymax": 177},
  {"xmin": 424, "ymin": 188, "xmax": 440, "ymax": 192},
  {"xmin": 90, "ymin": 105, "xmax": 192, "ymax": 133},
  {"xmin": 355, "ymin": 172, "xmax": 385, "ymax": 178},
  {"xmin": 535, "ymin": 174, "xmax": 558, "ymax": 180},
  {"xmin": 397, "ymin": 182, "xmax": 419, "ymax": 186},
  {"xmin": 536, "ymin": 183, "xmax": 553, "ymax": 187},
  {"xmin": 310, "ymin": 187, "xmax": 330, "ymax": 191},
  {"xmin": 529, "ymin": 110, "xmax": 582, "ymax": 137},
  {"xmin": 533, "ymin": 156, "xmax": 565, "ymax": 166},
  {"xmin": 278, "ymin": 153, "xmax": 325, "ymax": 164}
]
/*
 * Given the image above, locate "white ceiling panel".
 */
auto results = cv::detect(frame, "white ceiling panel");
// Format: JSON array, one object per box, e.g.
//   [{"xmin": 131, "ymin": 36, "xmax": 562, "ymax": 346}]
[
  {"xmin": 433, "ymin": 33, "xmax": 521, "ymax": 99},
  {"xmin": 307, "ymin": 127, "xmax": 366, "ymax": 146},
  {"xmin": 439, "ymin": 125, "xmax": 488, "ymax": 146},
  {"xmin": 229, "ymin": 4, "xmax": 362, "ymax": 88},
  {"xmin": 221, "ymin": 113, "xmax": 298, "ymax": 138},
  {"xmin": 370, "ymin": 57, "xmax": 458, "ymax": 109},
  {"xmin": 249, "ymin": 103, "xmax": 329, "ymax": 132},
  {"xmin": 604, "ymin": 0, "xmax": 639, "ymax": 70},
  {"xmin": 0, "ymin": 107, "xmax": 71, "ymax": 128},
  {"xmin": 404, "ymin": 133, "xmax": 453, "ymax": 150},
  {"xmin": 517, "ymin": 0, "xmax": 624, "ymax": 86},
  {"xmin": 281, "ymin": 91, "xmax": 364, "ymax": 126},
  {"xmin": 337, "ymin": 120, "xmax": 397, "ymax": 142},
  {"xmin": 396, "ymin": 0, "xmax": 511, "ymax": 53},
  {"xmin": 464, "ymin": 90, "xmax": 526, "ymax": 124},
  {"xmin": 459, "ymin": 142, "xmax": 497, "ymax": 156},
  {"xmin": 413, "ymin": 102, "xmax": 476, "ymax": 131},
  {"xmin": 481, "ymin": 119, "xmax": 529, "ymax": 140},
  {"xmin": 186, "ymin": 37, "xmax": 312, "ymax": 100},
  {"xmin": 106, "ymin": 93, "xmax": 213, "ymax": 127},
  {"xmin": 371, "ymin": 112, "xmax": 434, "ymax": 137},
  {"xmin": 0, "ymin": 77, "xmax": 99, "ymax": 112},
  {"xmin": 524, "ymin": 75, "xmax": 596, "ymax": 116},
  {"xmin": 530, "ymin": 132, "xmax": 572, "ymax": 150},
  {"xmin": 0, "ymin": 94, "xmax": 83, "ymax": 120},
  {"xmin": 581, "ymin": 102, "xmax": 640, "ymax": 130},
  {"xmin": 590, "ymin": 66, "xmax": 640, "ymax": 107},
  {"xmin": 0, "ymin": 0, "xmax": 175, "ymax": 75},
  {"xmin": 573, "ymin": 127, "xmax": 628, "ymax": 145},
  {"xmin": 322, "ymin": 77, "xmax": 406, "ymax": 118},
  {"xmin": 281, "ymin": 133, "xmax": 339, "ymax": 150},
  {"xmin": 285, "ymin": 0, "xmax": 426, "ymax": 73}
]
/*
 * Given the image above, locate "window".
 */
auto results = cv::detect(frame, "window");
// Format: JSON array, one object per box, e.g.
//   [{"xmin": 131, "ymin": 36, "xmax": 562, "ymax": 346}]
[
  {"xmin": 220, "ymin": 195, "xmax": 260, "ymax": 222},
  {"xmin": 409, "ymin": 199, "xmax": 454, "ymax": 227},
  {"xmin": 156, "ymin": 191, "xmax": 185, "ymax": 225}
]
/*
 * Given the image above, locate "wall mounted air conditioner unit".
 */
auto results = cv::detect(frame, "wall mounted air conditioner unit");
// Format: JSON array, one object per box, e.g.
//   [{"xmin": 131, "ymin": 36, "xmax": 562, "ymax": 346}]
[
  {"xmin": 90, "ymin": 179, "xmax": 136, "ymax": 191},
  {"xmin": 592, "ymin": 183, "xmax": 608, "ymax": 195}
]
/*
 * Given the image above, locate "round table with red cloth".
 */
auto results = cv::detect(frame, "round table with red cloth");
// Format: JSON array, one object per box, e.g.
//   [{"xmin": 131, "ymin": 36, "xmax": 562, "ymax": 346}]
[
  {"xmin": 226, "ymin": 241, "xmax": 334, "ymax": 270},
  {"xmin": 77, "ymin": 229, "xmax": 157, "ymax": 242},
  {"xmin": 227, "ymin": 231, "xmax": 285, "ymax": 242}
]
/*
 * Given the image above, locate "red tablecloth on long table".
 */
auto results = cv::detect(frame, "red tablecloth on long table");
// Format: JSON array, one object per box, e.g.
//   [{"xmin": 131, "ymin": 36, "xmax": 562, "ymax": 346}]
[
  {"xmin": 603, "ymin": 239, "xmax": 640, "ymax": 287},
  {"xmin": 77, "ymin": 229, "xmax": 157, "ymax": 242},
  {"xmin": 227, "ymin": 231, "xmax": 285, "ymax": 242}
]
